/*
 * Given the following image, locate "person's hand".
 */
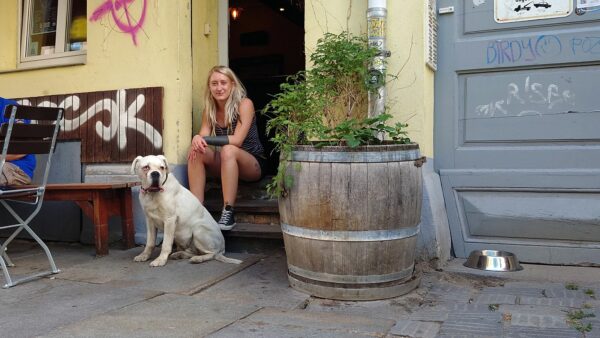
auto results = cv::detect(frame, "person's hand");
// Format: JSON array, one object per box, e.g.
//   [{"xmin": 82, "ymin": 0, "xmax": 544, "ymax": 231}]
[{"xmin": 188, "ymin": 135, "xmax": 208, "ymax": 161}]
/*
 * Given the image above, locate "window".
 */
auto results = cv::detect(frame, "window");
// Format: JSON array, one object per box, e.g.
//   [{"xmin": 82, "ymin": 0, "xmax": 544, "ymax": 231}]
[{"xmin": 20, "ymin": 0, "xmax": 87, "ymax": 69}]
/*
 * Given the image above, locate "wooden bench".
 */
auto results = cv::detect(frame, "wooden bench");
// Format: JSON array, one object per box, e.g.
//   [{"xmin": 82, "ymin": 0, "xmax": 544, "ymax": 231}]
[{"xmin": 43, "ymin": 182, "xmax": 138, "ymax": 256}]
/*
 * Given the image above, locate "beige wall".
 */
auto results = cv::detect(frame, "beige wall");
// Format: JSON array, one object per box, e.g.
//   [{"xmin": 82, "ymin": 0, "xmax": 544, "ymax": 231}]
[
  {"xmin": 305, "ymin": 0, "xmax": 434, "ymax": 157},
  {"xmin": 0, "ymin": 2, "xmax": 19, "ymax": 70},
  {"xmin": 0, "ymin": 0, "xmax": 196, "ymax": 164},
  {"xmin": 0, "ymin": 0, "xmax": 434, "ymax": 164},
  {"xmin": 192, "ymin": 0, "xmax": 220, "ymax": 136}
]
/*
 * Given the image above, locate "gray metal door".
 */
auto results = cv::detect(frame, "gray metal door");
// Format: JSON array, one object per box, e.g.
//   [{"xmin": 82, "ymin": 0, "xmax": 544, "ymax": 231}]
[{"xmin": 435, "ymin": 0, "xmax": 600, "ymax": 264}]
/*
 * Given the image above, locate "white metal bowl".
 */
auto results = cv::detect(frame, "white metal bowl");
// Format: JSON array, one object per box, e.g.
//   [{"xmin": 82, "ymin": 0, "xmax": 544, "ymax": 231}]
[{"xmin": 464, "ymin": 250, "xmax": 523, "ymax": 272}]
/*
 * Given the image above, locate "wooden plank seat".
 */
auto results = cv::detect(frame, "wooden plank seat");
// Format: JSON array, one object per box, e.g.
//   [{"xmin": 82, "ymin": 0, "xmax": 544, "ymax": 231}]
[
  {"xmin": 43, "ymin": 182, "xmax": 139, "ymax": 256},
  {"xmin": 7, "ymin": 182, "xmax": 139, "ymax": 256}
]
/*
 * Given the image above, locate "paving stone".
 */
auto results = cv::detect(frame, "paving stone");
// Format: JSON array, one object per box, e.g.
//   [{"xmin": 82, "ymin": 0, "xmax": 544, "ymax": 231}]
[
  {"xmin": 438, "ymin": 316, "xmax": 503, "ymax": 337},
  {"xmin": 504, "ymin": 326, "xmax": 582, "ymax": 338},
  {"xmin": 423, "ymin": 281, "xmax": 474, "ymax": 304},
  {"xmin": 479, "ymin": 285, "xmax": 546, "ymax": 298},
  {"xmin": 500, "ymin": 304, "xmax": 569, "ymax": 328},
  {"xmin": 519, "ymin": 296, "xmax": 586, "ymax": 308},
  {"xmin": 501, "ymin": 281, "xmax": 564, "ymax": 290},
  {"xmin": 440, "ymin": 309, "xmax": 505, "ymax": 337},
  {"xmin": 207, "ymin": 307, "xmax": 395, "ymax": 338},
  {"xmin": 472, "ymin": 293, "xmax": 517, "ymax": 305},
  {"xmin": 389, "ymin": 320, "xmax": 441, "ymax": 338},
  {"xmin": 444, "ymin": 303, "xmax": 496, "ymax": 314},
  {"xmin": 408, "ymin": 305, "xmax": 449, "ymax": 322},
  {"xmin": 447, "ymin": 310, "xmax": 503, "ymax": 323},
  {"xmin": 42, "ymin": 293, "xmax": 260, "ymax": 338},
  {"xmin": 544, "ymin": 286, "xmax": 593, "ymax": 299}
]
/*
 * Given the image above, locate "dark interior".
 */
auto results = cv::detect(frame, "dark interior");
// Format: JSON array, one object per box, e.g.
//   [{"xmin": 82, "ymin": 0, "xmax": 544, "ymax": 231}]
[{"xmin": 228, "ymin": 0, "xmax": 305, "ymax": 175}]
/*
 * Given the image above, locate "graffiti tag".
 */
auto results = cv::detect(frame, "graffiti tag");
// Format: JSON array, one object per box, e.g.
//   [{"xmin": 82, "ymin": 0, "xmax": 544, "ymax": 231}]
[
  {"xmin": 18, "ymin": 89, "xmax": 162, "ymax": 149},
  {"xmin": 474, "ymin": 76, "xmax": 575, "ymax": 117},
  {"xmin": 487, "ymin": 35, "xmax": 600, "ymax": 64},
  {"xmin": 90, "ymin": 0, "xmax": 147, "ymax": 46}
]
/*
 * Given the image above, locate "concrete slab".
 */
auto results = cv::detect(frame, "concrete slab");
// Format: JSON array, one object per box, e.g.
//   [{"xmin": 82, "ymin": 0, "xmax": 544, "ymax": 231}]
[
  {"xmin": 0, "ymin": 278, "xmax": 161, "ymax": 338},
  {"xmin": 195, "ymin": 250, "xmax": 309, "ymax": 310},
  {"xmin": 207, "ymin": 307, "xmax": 395, "ymax": 338},
  {"xmin": 4, "ymin": 240, "xmax": 95, "ymax": 272},
  {"xmin": 3, "ymin": 240, "xmax": 262, "ymax": 295},
  {"xmin": 56, "ymin": 248, "xmax": 262, "ymax": 294},
  {"xmin": 42, "ymin": 293, "xmax": 261, "ymax": 338}
]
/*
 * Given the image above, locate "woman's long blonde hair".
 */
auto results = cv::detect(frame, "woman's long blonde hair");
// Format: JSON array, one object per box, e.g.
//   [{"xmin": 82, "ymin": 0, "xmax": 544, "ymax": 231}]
[{"xmin": 204, "ymin": 65, "xmax": 247, "ymax": 135}]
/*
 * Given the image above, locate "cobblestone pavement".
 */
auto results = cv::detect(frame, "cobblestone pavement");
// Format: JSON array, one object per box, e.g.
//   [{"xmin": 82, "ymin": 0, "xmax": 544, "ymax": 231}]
[
  {"xmin": 301, "ymin": 262, "xmax": 600, "ymax": 338},
  {"xmin": 1, "ymin": 241, "xmax": 599, "ymax": 337}
]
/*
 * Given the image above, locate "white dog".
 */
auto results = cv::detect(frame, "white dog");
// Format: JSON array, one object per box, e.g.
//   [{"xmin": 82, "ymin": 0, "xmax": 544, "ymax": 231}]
[{"xmin": 131, "ymin": 155, "xmax": 242, "ymax": 267}]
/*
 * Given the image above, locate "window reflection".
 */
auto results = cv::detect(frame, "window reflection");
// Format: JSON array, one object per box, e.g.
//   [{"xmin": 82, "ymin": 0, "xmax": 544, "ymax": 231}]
[
  {"xmin": 28, "ymin": 0, "xmax": 58, "ymax": 56},
  {"xmin": 67, "ymin": 1, "xmax": 87, "ymax": 52}
]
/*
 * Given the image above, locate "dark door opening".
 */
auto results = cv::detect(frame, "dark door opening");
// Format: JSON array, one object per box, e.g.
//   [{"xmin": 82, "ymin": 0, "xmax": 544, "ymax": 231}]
[{"xmin": 228, "ymin": 0, "xmax": 305, "ymax": 176}]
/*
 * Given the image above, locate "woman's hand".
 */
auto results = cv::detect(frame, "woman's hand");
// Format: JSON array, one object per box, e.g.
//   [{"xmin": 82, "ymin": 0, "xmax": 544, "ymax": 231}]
[{"xmin": 188, "ymin": 135, "xmax": 208, "ymax": 161}]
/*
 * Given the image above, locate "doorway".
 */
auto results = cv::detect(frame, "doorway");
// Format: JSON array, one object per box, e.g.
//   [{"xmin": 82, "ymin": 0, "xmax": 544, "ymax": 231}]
[{"xmin": 227, "ymin": 0, "xmax": 305, "ymax": 175}]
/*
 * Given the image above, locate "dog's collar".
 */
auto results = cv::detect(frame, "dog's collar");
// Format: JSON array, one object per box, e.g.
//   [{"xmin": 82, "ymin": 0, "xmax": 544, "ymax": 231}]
[{"xmin": 141, "ymin": 173, "xmax": 169, "ymax": 194}]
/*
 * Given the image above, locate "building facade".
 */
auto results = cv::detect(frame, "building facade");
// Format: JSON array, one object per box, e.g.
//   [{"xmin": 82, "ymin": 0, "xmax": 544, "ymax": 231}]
[{"xmin": 1, "ymin": 0, "xmax": 597, "ymax": 265}]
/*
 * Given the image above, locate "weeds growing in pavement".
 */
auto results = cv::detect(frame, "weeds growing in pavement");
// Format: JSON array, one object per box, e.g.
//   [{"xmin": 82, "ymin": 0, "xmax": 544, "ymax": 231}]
[
  {"xmin": 565, "ymin": 282, "xmax": 579, "ymax": 290},
  {"xmin": 564, "ymin": 309, "xmax": 595, "ymax": 335}
]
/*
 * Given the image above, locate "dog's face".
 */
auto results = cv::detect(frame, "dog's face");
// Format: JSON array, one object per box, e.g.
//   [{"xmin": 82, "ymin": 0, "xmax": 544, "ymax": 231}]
[{"xmin": 131, "ymin": 155, "xmax": 169, "ymax": 192}]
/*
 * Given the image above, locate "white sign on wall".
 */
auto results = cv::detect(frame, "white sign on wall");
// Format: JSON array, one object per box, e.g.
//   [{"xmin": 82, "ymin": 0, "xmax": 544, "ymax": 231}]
[
  {"xmin": 495, "ymin": 0, "xmax": 572, "ymax": 23},
  {"xmin": 577, "ymin": 0, "xmax": 600, "ymax": 9}
]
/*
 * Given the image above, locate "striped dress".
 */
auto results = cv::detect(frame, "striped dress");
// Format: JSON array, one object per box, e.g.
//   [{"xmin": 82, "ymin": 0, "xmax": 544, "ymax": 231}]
[{"xmin": 215, "ymin": 114, "xmax": 266, "ymax": 159}]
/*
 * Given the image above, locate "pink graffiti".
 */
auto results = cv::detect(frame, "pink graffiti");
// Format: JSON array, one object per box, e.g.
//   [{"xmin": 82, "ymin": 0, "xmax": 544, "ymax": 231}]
[{"xmin": 90, "ymin": 0, "xmax": 147, "ymax": 46}]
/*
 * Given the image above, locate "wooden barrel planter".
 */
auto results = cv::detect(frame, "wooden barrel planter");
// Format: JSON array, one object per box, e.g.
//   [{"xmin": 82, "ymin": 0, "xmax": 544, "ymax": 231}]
[{"xmin": 279, "ymin": 143, "xmax": 423, "ymax": 300}]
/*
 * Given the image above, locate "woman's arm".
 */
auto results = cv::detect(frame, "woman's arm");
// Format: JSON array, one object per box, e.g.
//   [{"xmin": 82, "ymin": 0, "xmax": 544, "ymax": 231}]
[
  {"xmin": 190, "ymin": 111, "xmax": 211, "ymax": 156},
  {"xmin": 227, "ymin": 98, "xmax": 255, "ymax": 147},
  {"xmin": 5, "ymin": 154, "xmax": 26, "ymax": 161}
]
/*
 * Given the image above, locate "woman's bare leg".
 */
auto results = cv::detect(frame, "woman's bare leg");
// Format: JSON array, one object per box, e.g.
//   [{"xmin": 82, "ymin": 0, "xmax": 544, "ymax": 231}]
[
  {"xmin": 187, "ymin": 147, "xmax": 220, "ymax": 203},
  {"xmin": 219, "ymin": 145, "xmax": 261, "ymax": 206}
]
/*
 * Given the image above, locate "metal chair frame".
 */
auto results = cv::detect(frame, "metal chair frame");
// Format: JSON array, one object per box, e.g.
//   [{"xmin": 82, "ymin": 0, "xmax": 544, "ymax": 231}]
[{"xmin": 0, "ymin": 104, "xmax": 64, "ymax": 288}]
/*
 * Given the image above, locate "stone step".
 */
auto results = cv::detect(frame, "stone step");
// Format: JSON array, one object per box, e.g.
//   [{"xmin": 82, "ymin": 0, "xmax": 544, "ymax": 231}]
[
  {"xmin": 204, "ymin": 198, "xmax": 278, "ymax": 214},
  {"xmin": 205, "ymin": 198, "xmax": 280, "ymax": 226},
  {"xmin": 203, "ymin": 176, "xmax": 281, "ymax": 252},
  {"xmin": 224, "ymin": 222, "xmax": 282, "ymax": 240},
  {"xmin": 223, "ymin": 223, "xmax": 284, "ymax": 254}
]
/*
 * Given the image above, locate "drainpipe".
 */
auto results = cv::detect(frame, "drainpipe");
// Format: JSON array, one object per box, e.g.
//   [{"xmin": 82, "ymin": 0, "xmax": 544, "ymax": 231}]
[{"xmin": 367, "ymin": 0, "xmax": 389, "ymax": 121}]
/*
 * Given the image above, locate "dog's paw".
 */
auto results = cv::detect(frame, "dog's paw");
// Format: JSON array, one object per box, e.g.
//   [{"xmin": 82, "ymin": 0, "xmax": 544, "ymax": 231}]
[
  {"xmin": 149, "ymin": 258, "xmax": 167, "ymax": 267},
  {"xmin": 133, "ymin": 253, "xmax": 150, "ymax": 262},
  {"xmin": 169, "ymin": 252, "xmax": 185, "ymax": 260}
]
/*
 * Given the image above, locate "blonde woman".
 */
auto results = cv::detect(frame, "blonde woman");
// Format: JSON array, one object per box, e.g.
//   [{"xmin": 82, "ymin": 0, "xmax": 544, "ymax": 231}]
[{"xmin": 188, "ymin": 66, "xmax": 267, "ymax": 230}]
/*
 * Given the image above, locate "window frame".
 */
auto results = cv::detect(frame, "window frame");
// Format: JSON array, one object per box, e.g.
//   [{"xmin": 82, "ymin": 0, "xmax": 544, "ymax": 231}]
[{"xmin": 18, "ymin": 0, "xmax": 86, "ymax": 70}]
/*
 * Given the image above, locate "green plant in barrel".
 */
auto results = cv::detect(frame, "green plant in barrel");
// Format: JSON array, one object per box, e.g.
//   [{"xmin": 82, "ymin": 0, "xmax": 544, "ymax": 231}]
[{"xmin": 264, "ymin": 32, "xmax": 411, "ymax": 197}]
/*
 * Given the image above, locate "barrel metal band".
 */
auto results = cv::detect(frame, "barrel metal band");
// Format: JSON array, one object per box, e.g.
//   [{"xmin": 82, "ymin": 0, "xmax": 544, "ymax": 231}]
[
  {"xmin": 281, "ymin": 223, "xmax": 419, "ymax": 242},
  {"xmin": 288, "ymin": 264, "xmax": 414, "ymax": 284},
  {"xmin": 290, "ymin": 149, "xmax": 421, "ymax": 163}
]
